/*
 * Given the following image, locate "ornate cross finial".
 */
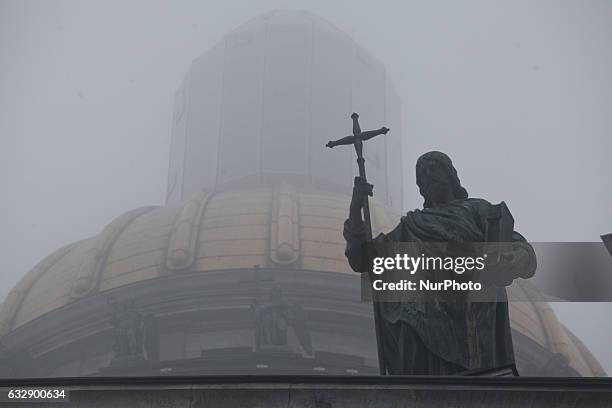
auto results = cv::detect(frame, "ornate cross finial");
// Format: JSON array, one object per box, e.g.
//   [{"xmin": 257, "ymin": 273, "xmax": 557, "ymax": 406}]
[{"xmin": 326, "ymin": 113, "xmax": 389, "ymax": 160}]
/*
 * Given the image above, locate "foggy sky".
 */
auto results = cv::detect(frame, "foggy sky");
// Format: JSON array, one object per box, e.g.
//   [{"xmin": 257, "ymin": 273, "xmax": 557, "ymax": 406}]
[{"xmin": 1, "ymin": 0, "xmax": 611, "ymax": 372}]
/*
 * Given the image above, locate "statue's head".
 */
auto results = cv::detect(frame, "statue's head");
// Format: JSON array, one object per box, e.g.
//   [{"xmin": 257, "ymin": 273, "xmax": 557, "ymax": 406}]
[{"xmin": 416, "ymin": 151, "xmax": 468, "ymax": 208}]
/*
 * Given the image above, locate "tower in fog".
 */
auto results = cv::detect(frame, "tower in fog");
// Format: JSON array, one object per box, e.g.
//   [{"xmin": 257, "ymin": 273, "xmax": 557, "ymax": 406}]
[{"xmin": 166, "ymin": 11, "xmax": 404, "ymax": 212}]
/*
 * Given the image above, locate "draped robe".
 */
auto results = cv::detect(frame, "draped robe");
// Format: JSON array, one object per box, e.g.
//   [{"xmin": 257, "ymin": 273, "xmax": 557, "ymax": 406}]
[{"xmin": 344, "ymin": 197, "xmax": 536, "ymax": 374}]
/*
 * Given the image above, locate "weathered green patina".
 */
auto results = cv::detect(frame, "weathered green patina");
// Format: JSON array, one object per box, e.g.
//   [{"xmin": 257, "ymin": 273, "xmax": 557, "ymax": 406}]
[{"xmin": 344, "ymin": 151, "xmax": 536, "ymax": 375}]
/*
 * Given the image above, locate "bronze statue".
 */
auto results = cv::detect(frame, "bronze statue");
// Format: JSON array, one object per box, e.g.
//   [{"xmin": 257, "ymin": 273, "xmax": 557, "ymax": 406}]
[
  {"xmin": 112, "ymin": 300, "xmax": 145, "ymax": 360},
  {"xmin": 251, "ymin": 285, "xmax": 312, "ymax": 356},
  {"xmin": 344, "ymin": 150, "xmax": 537, "ymax": 374},
  {"xmin": 110, "ymin": 300, "xmax": 159, "ymax": 363},
  {"xmin": 328, "ymin": 115, "xmax": 537, "ymax": 376}
]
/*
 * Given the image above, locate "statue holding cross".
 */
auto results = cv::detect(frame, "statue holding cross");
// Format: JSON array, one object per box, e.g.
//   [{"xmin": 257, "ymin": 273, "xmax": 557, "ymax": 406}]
[
  {"xmin": 327, "ymin": 113, "xmax": 537, "ymax": 375},
  {"xmin": 326, "ymin": 112, "xmax": 389, "ymax": 243},
  {"xmin": 326, "ymin": 112, "xmax": 390, "ymax": 374}
]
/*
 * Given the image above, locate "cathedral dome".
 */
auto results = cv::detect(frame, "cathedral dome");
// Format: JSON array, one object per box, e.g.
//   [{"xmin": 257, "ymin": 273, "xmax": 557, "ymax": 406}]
[
  {"xmin": 0, "ymin": 183, "xmax": 605, "ymax": 377},
  {"xmin": 0, "ymin": 10, "xmax": 604, "ymax": 379}
]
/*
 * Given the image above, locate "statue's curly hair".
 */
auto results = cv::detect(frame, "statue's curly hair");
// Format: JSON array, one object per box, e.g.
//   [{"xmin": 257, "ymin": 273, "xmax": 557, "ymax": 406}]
[{"xmin": 416, "ymin": 151, "xmax": 468, "ymax": 208}]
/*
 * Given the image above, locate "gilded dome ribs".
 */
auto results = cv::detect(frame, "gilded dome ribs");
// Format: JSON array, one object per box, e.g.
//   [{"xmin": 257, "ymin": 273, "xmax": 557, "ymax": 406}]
[
  {"xmin": 166, "ymin": 191, "xmax": 215, "ymax": 271},
  {"xmin": 0, "ymin": 242, "xmax": 78, "ymax": 336},
  {"xmin": 269, "ymin": 181, "xmax": 300, "ymax": 265},
  {"xmin": 69, "ymin": 206, "xmax": 158, "ymax": 299}
]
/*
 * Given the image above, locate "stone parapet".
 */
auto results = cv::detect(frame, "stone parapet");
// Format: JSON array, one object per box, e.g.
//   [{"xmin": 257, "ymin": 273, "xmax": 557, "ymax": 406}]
[{"xmin": 2, "ymin": 375, "xmax": 612, "ymax": 407}]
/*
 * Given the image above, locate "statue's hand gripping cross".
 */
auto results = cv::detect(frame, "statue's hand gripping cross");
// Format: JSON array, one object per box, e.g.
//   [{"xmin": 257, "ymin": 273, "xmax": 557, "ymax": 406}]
[{"xmin": 325, "ymin": 112, "xmax": 390, "ymax": 375}]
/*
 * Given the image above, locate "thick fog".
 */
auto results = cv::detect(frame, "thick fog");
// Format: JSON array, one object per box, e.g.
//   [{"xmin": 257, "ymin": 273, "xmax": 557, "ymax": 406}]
[{"xmin": 1, "ymin": 0, "xmax": 611, "ymax": 372}]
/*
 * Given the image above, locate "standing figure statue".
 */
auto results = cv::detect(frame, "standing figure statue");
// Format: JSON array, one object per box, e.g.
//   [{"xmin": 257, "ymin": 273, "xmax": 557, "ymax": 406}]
[
  {"xmin": 343, "ymin": 151, "xmax": 537, "ymax": 374},
  {"xmin": 110, "ymin": 299, "xmax": 159, "ymax": 363},
  {"xmin": 251, "ymin": 285, "xmax": 313, "ymax": 356},
  {"xmin": 112, "ymin": 300, "xmax": 145, "ymax": 361}
]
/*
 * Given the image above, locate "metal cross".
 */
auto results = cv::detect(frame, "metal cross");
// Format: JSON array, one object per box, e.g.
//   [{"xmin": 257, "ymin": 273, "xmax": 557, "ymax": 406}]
[
  {"xmin": 326, "ymin": 112, "xmax": 389, "ymax": 241},
  {"xmin": 326, "ymin": 112, "xmax": 390, "ymax": 375}
]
